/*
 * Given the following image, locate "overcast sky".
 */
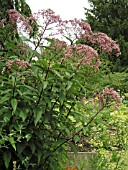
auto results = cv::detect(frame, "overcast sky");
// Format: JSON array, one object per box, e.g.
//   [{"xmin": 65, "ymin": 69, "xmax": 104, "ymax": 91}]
[{"xmin": 26, "ymin": 0, "xmax": 90, "ymax": 20}]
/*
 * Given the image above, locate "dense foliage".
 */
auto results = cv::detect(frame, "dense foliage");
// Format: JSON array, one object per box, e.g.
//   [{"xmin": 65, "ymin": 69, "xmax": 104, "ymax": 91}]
[
  {"xmin": 0, "ymin": 4, "xmax": 127, "ymax": 170},
  {"xmin": 84, "ymin": 0, "xmax": 128, "ymax": 71},
  {"xmin": 0, "ymin": 0, "xmax": 37, "ymax": 58},
  {"xmin": 66, "ymin": 103, "xmax": 128, "ymax": 170},
  {"xmin": 0, "ymin": 0, "xmax": 32, "ymax": 20}
]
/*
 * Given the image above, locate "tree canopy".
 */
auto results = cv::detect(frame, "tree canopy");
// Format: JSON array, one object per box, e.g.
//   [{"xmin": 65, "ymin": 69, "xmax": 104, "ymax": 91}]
[{"xmin": 85, "ymin": 0, "xmax": 128, "ymax": 71}]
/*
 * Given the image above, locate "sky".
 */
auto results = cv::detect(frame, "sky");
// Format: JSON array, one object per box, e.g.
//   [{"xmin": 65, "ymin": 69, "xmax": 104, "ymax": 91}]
[{"xmin": 26, "ymin": 0, "xmax": 90, "ymax": 20}]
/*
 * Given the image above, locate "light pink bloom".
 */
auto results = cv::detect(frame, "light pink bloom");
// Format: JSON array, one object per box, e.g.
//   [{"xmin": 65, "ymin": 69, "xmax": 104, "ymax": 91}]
[
  {"xmin": 98, "ymin": 88, "xmax": 122, "ymax": 107},
  {"xmin": 6, "ymin": 59, "xmax": 30, "ymax": 70},
  {"xmin": 6, "ymin": 60, "xmax": 14, "ymax": 69},
  {"xmin": 81, "ymin": 32, "xmax": 120, "ymax": 56}
]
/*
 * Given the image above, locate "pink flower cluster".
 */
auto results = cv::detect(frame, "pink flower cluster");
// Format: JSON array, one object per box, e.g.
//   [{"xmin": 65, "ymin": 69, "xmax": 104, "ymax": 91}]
[
  {"xmin": 17, "ymin": 43, "xmax": 31, "ymax": 56},
  {"xmin": 6, "ymin": 59, "xmax": 30, "ymax": 70},
  {"xmin": 37, "ymin": 9, "xmax": 62, "ymax": 25},
  {"xmin": 60, "ymin": 19, "xmax": 92, "ymax": 42},
  {"xmin": 6, "ymin": 60, "xmax": 14, "ymax": 69},
  {"xmin": 52, "ymin": 38, "xmax": 67, "ymax": 49},
  {"xmin": 52, "ymin": 38, "xmax": 67, "ymax": 52},
  {"xmin": 63, "ymin": 44, "xmax": 100, "ymax": 71},
  {"xmin": 7, "ymin": 9, "xmax": 33, "ymax": 31},
  {"xmin": 98, "ymin": 88, "xmax": 122, "ymax": 107},
  {"xmin": 81, "ymin": 32, "xmax": 120, "ymax": 56},
  {"xmin": 78, "ymin": 20, "xmax": 92, "ymax": 34},
  {"xmin": 65, "ymin": 44, "xmax": 98, "ymax": 58},
  {"xmin": 0, "ymin": 18, "xmax": 6, "ymax": 27},
  {"xmin": 31, "ymin": 9, "xmax": 63, "ymax": 41},
  {"xmin": 7, "ymin": 9, "xmax": 20, "ymax": 23},
  {"xmin": 7, "ymin": 8, "xmax": 120, "ymax": 59}
]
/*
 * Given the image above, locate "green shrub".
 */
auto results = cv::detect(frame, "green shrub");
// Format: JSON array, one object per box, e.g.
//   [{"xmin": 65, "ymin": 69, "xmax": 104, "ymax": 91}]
[{"xmin": 0, "ymin": 8, "xmax": 123, "ymax": 169}]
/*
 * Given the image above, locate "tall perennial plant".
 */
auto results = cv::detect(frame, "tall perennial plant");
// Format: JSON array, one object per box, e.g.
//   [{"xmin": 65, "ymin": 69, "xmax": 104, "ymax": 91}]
[{"xmin": 0, "ymin": 8, "xmax": 121, "ymax": 169}]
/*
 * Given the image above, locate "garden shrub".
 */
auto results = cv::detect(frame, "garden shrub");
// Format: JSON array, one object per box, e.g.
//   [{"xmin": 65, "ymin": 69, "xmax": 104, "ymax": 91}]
[{"xmin": 0, "ymin": 8, "xmax": 123, "ymax": 169}]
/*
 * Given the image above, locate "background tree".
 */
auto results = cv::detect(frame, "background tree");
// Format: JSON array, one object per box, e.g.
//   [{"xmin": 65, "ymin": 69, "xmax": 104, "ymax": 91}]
[
  {"xmin": 84, "ymin": 0, "xmax": 128, "ymax": 72},
  {"xmin": 0, "ymin": 0, "xmax": 32, "ymax": 20},
  {"xmin": 0, "ymin": 0, "xmax": 37, "ymax": 67}
]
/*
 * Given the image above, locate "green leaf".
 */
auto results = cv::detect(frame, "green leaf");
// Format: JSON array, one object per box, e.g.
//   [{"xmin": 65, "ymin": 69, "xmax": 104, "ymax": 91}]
[
  {"xmin": 33, "ymin": 129, "xmax": 43, "ymax": 140},
  {"xmin": 30, "ymin": 142, "xmax": 36, "ymax": 154},
  {"xmin": 71, "ymin": 143, "xmax": 78, "ymax": 156},
  {"xmin": 63, "ymin": 35, "xmax": 73, "ymax": 44},
  {"xmin": 3, "ymin": 151, "xmax": 11, "ymax": 169},
  {"xmin": 37, "ymin": 149, "xmax": 42, "ymax": 165},
  {"xmin": 11, "ymin": 98, "xmax": 18, "ymax": 113},
  {"xmin": 0, "ymin": 95, "xmax": 10, "ymax": 104},
  {"xmin": 20, "ymin": 109, "xmax": 28, "ymax": 121},
  {"xmin": 0, "ymin": 52, "xmax": 4, "ymax": 55},
  {"xmin": 74, "ymin": 135, "xmax": 80, "ymax": 143},
  {"xmin": 17, "ymin": 143, "xmax": 26, "ymax": 156},
  {"xmin": 43, "ymin": 81, "xmax": 48, "ymax": 89},
  {"xmin": 59, "ymin": 91, "xmax": 65, "ymax": 106},
  {"xmin": 82, "ymin": 114, "xmax": 87, "ymax": 124},
  {"xmin": 45, "ymin": 37, "xmax": 54, "ymax": 43},
  {"xmin": 52, "ymin": 70, "xmax": 63, "ymax": 80},
  {"xmin": 83, "ymin": 127, "xmax": 88, "ymax": 135},
  {"xmin": 9, "ymin": 55, "xmax": 18, "ymax": 59},
  {"xmin": 41, "ymin": 59, "xmax": 48, "ymax": 68},
  {"xmin": 16, "ymin": 89, "xmax": 23, "ymax": 96},
  {"xmin": 25, "ymin": 134, "xmax": 32, "ymax": 142},
  {"xmin": 68, "ymin": 115, "xmax": 76, "ymax": 122},
  {"xmin": 1, "ymin": 89, "xmax": 12, "ymax": 95},
  {"xmin": 51, "ymin": 139, "xmax": 64, "ymax": 147},
  {"xmin": 67, "ymin": 81, "xmax": 73, "ymax": 90},
  {"xmin": 9, "ymin": 137, "xmax": 16, "ymax": 151},
  {"xmin": 20, "ymin": 85, "xmax": 38, "ymax": 93},
  {"xmin": 33, "ymin": 108, "xmax": 42, "ymax": 126}
]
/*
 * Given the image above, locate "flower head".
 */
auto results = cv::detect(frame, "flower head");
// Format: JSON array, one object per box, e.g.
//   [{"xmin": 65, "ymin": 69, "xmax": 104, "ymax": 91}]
[
  {"xmin": 81, "ymin": 32, "xmax": 120, "ymax": 56},
  {"xmin": 98, "ymin": 88, "xmax": 122, "ymax": 108},
  {"xmin": 6, "ymin": 59, "xmax": 30, "ymax": 70},
  {"xmin": 7, "ymin": 9, "xmax": 32, "ymax": 31},
  {"xmin": 63, "ymin": 44, "xmax": 100, "ymax": 71}
]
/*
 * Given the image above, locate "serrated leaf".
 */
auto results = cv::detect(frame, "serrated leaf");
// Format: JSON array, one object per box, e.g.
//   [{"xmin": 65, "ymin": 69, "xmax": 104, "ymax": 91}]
[
  {"xmin": 9, "ymin": 137, "xmax": 16, "ymax": 151},
  {"xmin": 30, "ymin": 142, "xmax": 36, "ymax": 154},
  {"xmin": 20, "ymin": 110, "xmax": 27, "ymax": 121},
  {"xmin": 33, "ymin": 108, "xmax": 42, "ymax": 126},
  {"xmin": 20, "ymin": 85, "xmax": 38, "ymax": 93},
  {"xmin": 17, "ymin": 143, "xmax": 26, "ymax": 156},
  {"xmin": 52, "ymin": 70, "xmax": 63, "ymax": 80},
  {"xmin": 26, "ymin": 134, "xmax": 32, "ymax": 142},
  {"xmin": 74, "ymin": 135, "xmax": 80, "ymax": 143},
  {"xmin": 59, "ymin": 91, "xmax": 65, "ymax": 105},
  {"xmin": 3, "ymin": 151, "xmax": 11, "ymax": 169},
  {"xmin": 37, "ymin": 149, "xmax": 42, "ymax": 164},
  {"xmin": 1, "ymin": 89, "xmax": 12, "ymax": 95},
  {"xmin": 43, "ymin": 81, "xmax": 48, "ymax": 89},
  {"xmin": 71, "ymin": 144, "xmax": 78, "ymax": 156},
  {"xmin": 45, "ymin": 37, "xmax": 54, "ymax": 43},
  {"xmin": 82, "ymin": 114, "xmax": 86, "ymax": 124},
  {"xmin": 11, "ymin": 98, "xmax": 18, "ymax": 113},
  {"xmin": 16, "ymin": 89, "xmax": 22, "ymax": 96},
  {"xmin": 68, "ymin": 115, "xmax": 76, "ymax": 122},
  {"xmin": 0, "ymin": 95, "xmax": 10, "ymax": 104},
  {"xmin": 67, "ymin": 81, "xmax": 73, "ymax": 90},
  {"xmin": 51, "ymin": 139, "xmax": 66, "ymax": 147},
  {"xmin": 41, "ymin": 59, "xmax": 48, "ymax": 68}
]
